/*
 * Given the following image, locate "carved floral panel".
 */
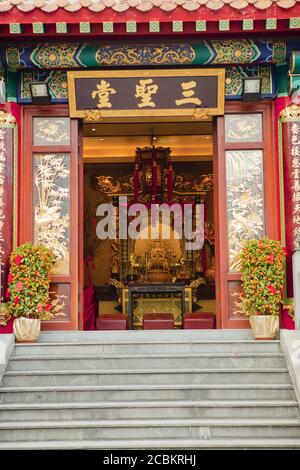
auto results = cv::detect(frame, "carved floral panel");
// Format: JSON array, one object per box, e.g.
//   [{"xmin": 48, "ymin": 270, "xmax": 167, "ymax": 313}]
[
  {"xmin": 225, "ymin": 113, "xmax": 262, "ymax": 143},
  {"xmin": 227, "ymin": 280, "xmax": 247, "ymax": 319},
  {"xmin": 226, "ymin": 150, "xmax": 264, "ymax": 272},
  {"xmin": 33, "ymin": 117, "xmax": 70, "ymax": 146},
  {"xmin": 33, "ymin": 153, "xmax": 70, "ymax": 275},
  {"xmin": 48, "ymin": 283, "xmax": 70, "ymax": 321}
]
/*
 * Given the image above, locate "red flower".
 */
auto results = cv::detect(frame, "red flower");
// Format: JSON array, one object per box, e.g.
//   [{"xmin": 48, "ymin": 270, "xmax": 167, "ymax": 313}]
[
  {"xmin": 37, "ymin": 303, "xmax": 43, "ymax": 312},
  {"xmin": 45, "ymin": 303, "xmax": 52, "ymax": 311},
  {"xmin": 7, "ymin": 273, "xmax": 13, "ymax": 283},
  {"xmin": 268, "ymin": 285, "xmax": 277, "ymax": 294},
  {"xmin": 15, "ymin": 255, "xmax": 22, "ymax": 266},
  {"xmin": 15, "ymin": 281, "xmax": 23, "ymax": 292},
  {"xmin": 14, "ymin": 297, "xmax": 20, "ymax": 305},
  {"xmin": 267, "ymin": 253, "xmax": 275, "ymax": 264}
]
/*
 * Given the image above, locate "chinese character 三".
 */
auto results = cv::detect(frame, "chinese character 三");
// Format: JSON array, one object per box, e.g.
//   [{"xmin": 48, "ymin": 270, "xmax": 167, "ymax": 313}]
[{"xmin": 175, "ymin": 81, "xmax": 202, "ymax": 106}]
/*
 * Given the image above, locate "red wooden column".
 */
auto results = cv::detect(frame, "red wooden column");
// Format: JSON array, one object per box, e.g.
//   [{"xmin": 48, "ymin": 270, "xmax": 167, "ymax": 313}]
[
  {"xmin": 0, "ymin": 102, "xmax": 20, "ymax": 333},
  {"xmin": 279, "ymin": 101, "xmax": 300, "ymax": 329}
]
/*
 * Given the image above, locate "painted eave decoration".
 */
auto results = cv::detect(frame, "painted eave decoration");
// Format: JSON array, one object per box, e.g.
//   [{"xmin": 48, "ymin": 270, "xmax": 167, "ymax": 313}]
[{"xmin": 0, "ymin": 0, "xmax": 298, "ymax": 13}]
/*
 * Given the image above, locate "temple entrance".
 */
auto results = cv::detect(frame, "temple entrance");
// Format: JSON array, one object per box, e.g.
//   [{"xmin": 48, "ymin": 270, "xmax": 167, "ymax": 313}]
[
  {"xmin": 20, "ymin": 101, "xmax": 279, "ymax": 331},
  {"xmin": 83, "ymin": 121, "xmax": 216, "ymax": 330}
]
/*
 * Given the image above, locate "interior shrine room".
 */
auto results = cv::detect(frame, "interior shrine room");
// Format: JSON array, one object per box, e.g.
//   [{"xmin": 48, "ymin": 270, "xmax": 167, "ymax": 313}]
[{"xmin": 83, "ymin": 121, "xmax": 216, "ymax": 330}]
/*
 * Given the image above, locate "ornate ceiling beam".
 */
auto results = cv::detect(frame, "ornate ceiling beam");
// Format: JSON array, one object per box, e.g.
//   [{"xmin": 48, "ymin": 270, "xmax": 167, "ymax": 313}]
[{"xmin": 1, "ymin": 38, "xmax": 286, "ymax": 69}]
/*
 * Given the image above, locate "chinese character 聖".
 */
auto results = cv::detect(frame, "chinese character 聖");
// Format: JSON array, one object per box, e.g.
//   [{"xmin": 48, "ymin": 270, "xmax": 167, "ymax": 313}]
[
  {"xmin": 175, "ymin": 81, "xmax": 202, "ymax": 106},
  {"xmin": 135, "ymin": 79, "xmax": 158, "ymax": 108},
  {"xmin": 91, "ymin": 80, "xmax": 117, "ymax": 109}
]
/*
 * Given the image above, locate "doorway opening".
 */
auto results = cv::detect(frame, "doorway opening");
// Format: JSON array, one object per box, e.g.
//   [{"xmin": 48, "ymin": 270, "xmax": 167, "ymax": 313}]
[
  {"xmin": 20, "ymin": 102, "xmax": 277, "ymax": 331},
  {"xmin": 82, "ymin": 120, "xmax": 216, "ymax": 330}
]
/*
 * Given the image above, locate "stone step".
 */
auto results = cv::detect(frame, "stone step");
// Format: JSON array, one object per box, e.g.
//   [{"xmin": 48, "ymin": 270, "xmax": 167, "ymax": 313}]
[
  {"xmin": 1, "ymin": 329, "xmax": 298, "ymax": 449},
  {"xmin": 0, "ymin": 384, "xmax": 295, "ymax": 403},
  {"xmin": 34, "ymin": 330, "xmax": 257, "ymax": 343},
  {"xmin": 0, "ymin": 400, "xmax": 298, "ymax": 421},
  {"xmin": 7, "ymin": 353, "xmax": 286, "ymax": 371},
  {"xmin": 13, "ymin": 341, "xmax": 282, "ymax": 356},
  {"xmin": 1, "ymin": 438, "xmax": 300, "ymax": 450},
  {"xmin": 2, "ymin": 368, "xmax": 292, "ymax": 387},
  {"xmin": 0, "ymin": 418, "xmax": 299, "ymax": 441}
]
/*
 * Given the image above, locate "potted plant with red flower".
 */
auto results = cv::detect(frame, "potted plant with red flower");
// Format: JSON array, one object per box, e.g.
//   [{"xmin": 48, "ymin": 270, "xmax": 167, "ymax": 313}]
[
  {"xmin": 239, "ymin": 237, "xmax": 286, "ymax": 340},
  {"xmin": 6, "ymin": 242, "xmax": 55, "ymax": 342}
]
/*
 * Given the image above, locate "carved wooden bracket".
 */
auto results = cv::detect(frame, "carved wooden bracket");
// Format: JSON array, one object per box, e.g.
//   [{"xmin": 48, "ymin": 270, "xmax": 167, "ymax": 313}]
[
  {"xmin": 0, "ymin": 110, "xmax": 16, "ymax": 125},
  {"xmin": 279, "ymin": 103, "xmax": 300, "ymax": 120}
]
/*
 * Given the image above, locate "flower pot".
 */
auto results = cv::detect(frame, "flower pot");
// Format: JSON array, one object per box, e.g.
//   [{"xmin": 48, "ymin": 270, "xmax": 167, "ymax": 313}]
[
  {"xmin": 249, "ymin": 315, "xmax": 279, "ymax": 340},
  {"xmin": 13, "ymin": 317, "xmax": 41, "ymax": 343}
]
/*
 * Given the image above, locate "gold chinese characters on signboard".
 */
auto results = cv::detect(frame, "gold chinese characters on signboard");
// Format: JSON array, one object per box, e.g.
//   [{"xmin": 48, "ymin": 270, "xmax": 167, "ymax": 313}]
[
  {"xmin": 290, "ymin": 122, "xmax": 300, "ymax": 246},
  {"xmin": 67, "ymin": 69, "xmax": 225, "ymax": 121}
]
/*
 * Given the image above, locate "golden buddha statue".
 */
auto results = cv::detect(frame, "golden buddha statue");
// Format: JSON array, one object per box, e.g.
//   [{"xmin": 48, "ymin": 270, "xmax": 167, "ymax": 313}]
[{"xmin": 146, "ymin": 241, "xmax": 171, "ymax": 283}]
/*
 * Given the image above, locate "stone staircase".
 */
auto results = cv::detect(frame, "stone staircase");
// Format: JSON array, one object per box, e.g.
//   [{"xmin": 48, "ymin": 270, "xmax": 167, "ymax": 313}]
[{"xmin": 0, "ymin": 330, "xmax": 300, "ymax": 449}]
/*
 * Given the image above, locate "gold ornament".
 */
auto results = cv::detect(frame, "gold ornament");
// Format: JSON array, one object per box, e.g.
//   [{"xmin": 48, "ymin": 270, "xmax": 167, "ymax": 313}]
[
  {"xmin": 83, "ymin": 110, "xmax": 103, "ymax": 122},
  {"xmin": 192, "ymin": 107, "xmax": 209, "ymax": 121},
  {"xmin": 0, "ymin": 304, "xmax": 11, "ymax": 326},
  {"xmin": 283, "ymin": 301, "xmax": 295, "ymax": 321},
  {"xmin": 279, "ymin": 104, "xmax": 300, "ymax": 120},
  {"xmin": 108, "ymin": 279, "xmax": 125, "ymax": 290},
  {"xmin": 189, "ymin": 277, "xmax": 206, "ymax": 302},
  {"xmin": 96, "ymin": 175, "xmax": 122, "ymax": 193},
  {"xmin": 0, "ymin": 111, "xmax": 16, "ymax": 125}
]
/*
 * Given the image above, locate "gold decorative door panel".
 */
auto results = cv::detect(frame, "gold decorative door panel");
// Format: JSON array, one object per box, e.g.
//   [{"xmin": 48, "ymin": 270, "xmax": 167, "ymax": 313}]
[
  {"xmin": 215, "ymin": 102, "xmax": 279, "ymax": 328},
  {"xmin": 21, "ymin": 106, "xmax": 80, "ymax": 330}
]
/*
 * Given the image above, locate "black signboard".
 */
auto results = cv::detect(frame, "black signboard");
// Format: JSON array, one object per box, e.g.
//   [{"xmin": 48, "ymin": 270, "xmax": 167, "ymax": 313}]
[{"xmin": 67, "ymin": 69, "xmax": 225, "ymax": 121}]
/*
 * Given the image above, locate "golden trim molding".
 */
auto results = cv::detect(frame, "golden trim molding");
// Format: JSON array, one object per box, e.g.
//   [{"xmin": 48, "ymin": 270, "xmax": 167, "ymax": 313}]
[{"xmin": 279, "ymin": 103, "xmax": 300, "ymax": 121}]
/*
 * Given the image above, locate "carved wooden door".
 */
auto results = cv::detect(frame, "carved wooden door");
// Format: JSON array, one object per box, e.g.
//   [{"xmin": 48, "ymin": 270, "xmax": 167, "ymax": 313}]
[
  {"xmin": 21, "ymin": 105, "xmax": 80, "ymax": 330},
  {"xmin": 214, "ymin": 102, "xmax": 280, "ymax": 328}
]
